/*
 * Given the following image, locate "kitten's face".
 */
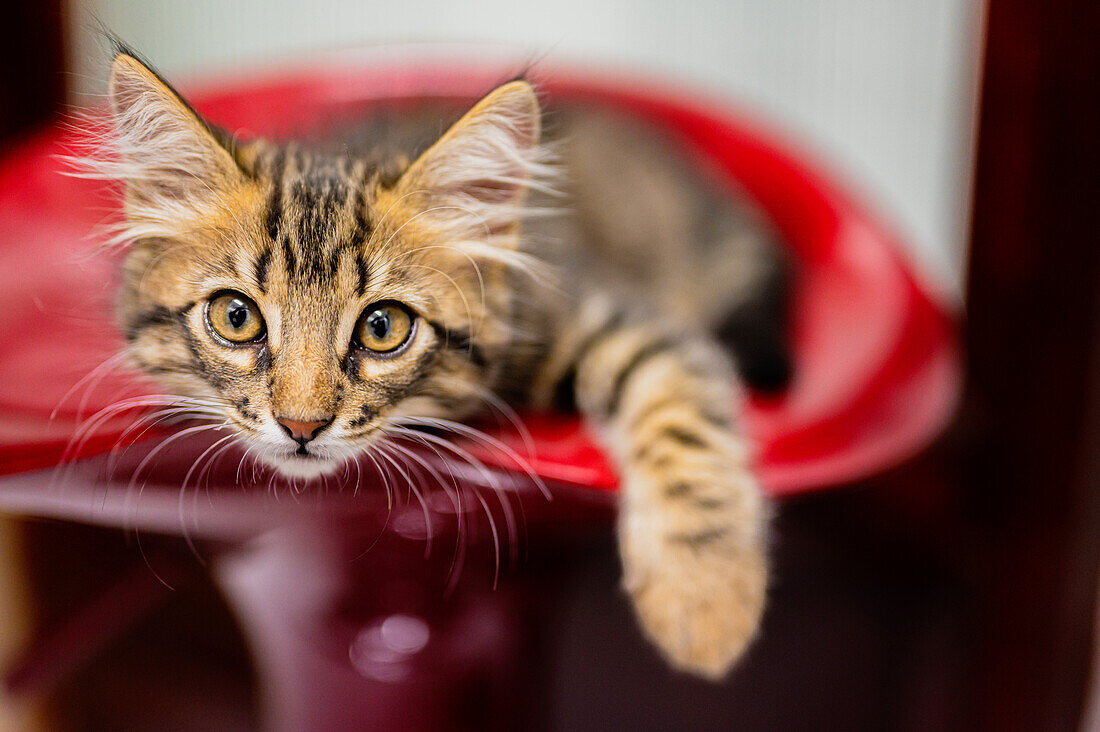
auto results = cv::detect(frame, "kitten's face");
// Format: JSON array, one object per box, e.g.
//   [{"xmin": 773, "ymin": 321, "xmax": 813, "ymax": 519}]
[{"xmin": 104, "ymin": 53, "xmax": 543, "ymax": 479}]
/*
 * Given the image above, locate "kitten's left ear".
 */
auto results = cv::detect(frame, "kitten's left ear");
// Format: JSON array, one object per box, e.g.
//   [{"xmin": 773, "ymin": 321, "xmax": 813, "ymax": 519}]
[
  {"xmin": 389, "ymin": 80, "xmax": 546, "ymax": 242},
  {"xmin": 105, "ymin": 53, "xmax": 248, "ymax": 238}
]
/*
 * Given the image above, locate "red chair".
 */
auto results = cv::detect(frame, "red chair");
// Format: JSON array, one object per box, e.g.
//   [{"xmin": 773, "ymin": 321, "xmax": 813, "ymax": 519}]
[{"xmin": 0, "ymin": 59, "xmax": 959, "ymax": 729}]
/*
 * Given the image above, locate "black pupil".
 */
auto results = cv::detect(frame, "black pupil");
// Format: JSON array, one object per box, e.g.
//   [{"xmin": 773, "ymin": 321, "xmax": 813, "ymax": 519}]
[
  {"xmin": 228, "ymin": 300, "xmax": 249, "ymax": 330},
  {"xmin": 367, "ymin": 310, "xmax": 391, "ymax": 340}
]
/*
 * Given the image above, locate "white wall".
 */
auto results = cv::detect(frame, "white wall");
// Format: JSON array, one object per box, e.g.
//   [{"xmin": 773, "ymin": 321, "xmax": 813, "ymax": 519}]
[{"xmin": 71, "ymin": 0, "xmax": 985, "ymax": 299}]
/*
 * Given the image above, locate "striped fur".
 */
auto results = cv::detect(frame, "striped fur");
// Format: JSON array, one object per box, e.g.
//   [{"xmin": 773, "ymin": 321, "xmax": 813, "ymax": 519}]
[
  {"xmin": 99, "ymin": 52, "xmax": 789, "ymax": 678},
  {"xmin": 569, "ymin": 312, "xmax": 768, "ymax": 677}
]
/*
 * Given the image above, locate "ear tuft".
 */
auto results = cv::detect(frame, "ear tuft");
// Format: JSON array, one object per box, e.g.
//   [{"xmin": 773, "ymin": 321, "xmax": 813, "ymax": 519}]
[
  {"xmin": 389, "ymin": 79, "xmax": 554, "ymax": 253},
  {"xmin": 107, "ymin": 52, "xmax": 243, "ymax": 195},
  {"xmin": 73, "ymin": 52, "xmax": 247, "ymax": 246}
]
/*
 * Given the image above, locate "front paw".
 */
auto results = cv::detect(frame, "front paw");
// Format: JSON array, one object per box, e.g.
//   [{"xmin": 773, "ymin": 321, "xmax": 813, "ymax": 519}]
[{"xmin": 618, "ymin": 488, "xmax": 768, "ymax": 679}]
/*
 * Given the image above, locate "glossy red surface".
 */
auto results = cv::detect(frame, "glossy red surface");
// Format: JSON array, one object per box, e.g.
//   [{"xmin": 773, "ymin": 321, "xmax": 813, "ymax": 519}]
[{"xmin": 0, "ymin": 60, "xmax": 960, "ymax": 497}]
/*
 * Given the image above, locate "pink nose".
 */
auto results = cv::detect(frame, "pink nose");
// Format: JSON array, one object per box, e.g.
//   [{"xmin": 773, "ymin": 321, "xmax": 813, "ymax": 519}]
[{"xmin": 277, "ymin": 418, "xmax": 331, "ymax": 442}]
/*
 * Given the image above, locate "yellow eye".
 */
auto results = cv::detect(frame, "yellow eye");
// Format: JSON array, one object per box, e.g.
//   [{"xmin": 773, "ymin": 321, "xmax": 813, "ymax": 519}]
[
  {"xmin": 207, "ymin": 291, "xmax": 265, "ymax": 343},
  {"xmin": 353, "ymin": 302, "xmax": 414, "ymax": 353}
]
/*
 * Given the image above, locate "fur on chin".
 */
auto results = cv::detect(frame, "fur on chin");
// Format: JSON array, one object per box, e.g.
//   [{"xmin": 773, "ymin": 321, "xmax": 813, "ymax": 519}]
[{"xmin": 258, "ymin": 451, "xmax": 343, "ymax": 481}]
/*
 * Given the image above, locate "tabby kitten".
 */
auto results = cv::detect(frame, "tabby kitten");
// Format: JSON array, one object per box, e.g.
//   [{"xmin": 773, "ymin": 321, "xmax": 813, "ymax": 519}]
[{"xmin": 96, "ymin": 50, "xmax": 790, "ymax": 679}]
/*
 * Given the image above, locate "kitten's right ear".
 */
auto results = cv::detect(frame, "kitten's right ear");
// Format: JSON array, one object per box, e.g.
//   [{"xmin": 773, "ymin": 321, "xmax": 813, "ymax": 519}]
[{"xmin": 105, "ymin": 53, "xmax": 247, "ymax": 238}]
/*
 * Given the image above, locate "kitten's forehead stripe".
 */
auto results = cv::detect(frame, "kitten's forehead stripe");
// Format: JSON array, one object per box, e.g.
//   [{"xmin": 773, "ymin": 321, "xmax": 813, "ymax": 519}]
[
  {"xmin": 290, "ymin": 172, "xmax": 342, "ymax": 283},
  {"xmin": 355, "ymin": 253, "xmax": 369, "ymax": 296},
  {"xmin": 255, "ymin": 246, "xmax": 272, "ymax": 294},
  {"xmin": 264, "ymin": 148, "xmax": 286, "ymax": 244},
  {"xmin": 260, "ymin": 150, "xmax": 377, "ymax": 286},
  {"xmin": 282, "ymin": 234, "xmax": 298, "ymax": 278},
  {"xmin": 351, "ymin": 162, "xmax": 372, "ymax": 248}
]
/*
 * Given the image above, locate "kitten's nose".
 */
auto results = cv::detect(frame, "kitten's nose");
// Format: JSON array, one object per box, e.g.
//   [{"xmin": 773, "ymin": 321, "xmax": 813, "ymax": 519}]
[{"xmin": 277, "ymin": 417, "xmax": 332, "ymax": 443}]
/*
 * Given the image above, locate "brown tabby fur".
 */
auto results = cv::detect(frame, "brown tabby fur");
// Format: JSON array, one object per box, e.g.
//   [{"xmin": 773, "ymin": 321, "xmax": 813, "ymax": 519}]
[{"xmin": 98, "ymin": 51, "xmax": 790, "ymax": 678}]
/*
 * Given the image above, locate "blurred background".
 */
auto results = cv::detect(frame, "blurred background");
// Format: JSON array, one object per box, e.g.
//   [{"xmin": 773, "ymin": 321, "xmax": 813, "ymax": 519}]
[
  {"xmin": 68, "ymin": 0, "xmax": 983, "ymax": 299},
  {"xmin": 3, "ymin": 1, "xmax": 1100, "ymax": 730}
]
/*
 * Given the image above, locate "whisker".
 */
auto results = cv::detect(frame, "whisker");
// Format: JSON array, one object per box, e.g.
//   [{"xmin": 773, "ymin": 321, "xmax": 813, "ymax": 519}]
[
  {"xmin": 199, "ymin": 437, "xmax": 239, "ymax": 508},
  {"xmin": 106, "ymin": 403, "xmax": 225, "ymax": 475},
  {"xmin": 384, "ymin": 426, "xmax": 507, "ymax": 586},
  {"xmin": 351, "ymin": 446, "xmax": 396, "ymax": 561},
  {"xmin": 374, "ymin": 441, "xmax": 434, "ymax": 559},
  {"xmin": 381, "ymin": 438, "xmax": 468, "ymax": 592},
  {"xmin": 468, "ymin": 385, "xmax": 538, "ymax": 463},
  {"xmin": 120, "ymin": 423, "xmax": 225, "ymax": 536},
  {"xmin": 52, "ymin": 396, "xmax": 217, "ymax": 490},
  {"xmin": 49, "ymin": 350, "xmax": 130, "ymax": 421},
  {"xmin": 178, "ymin": 432, "xmax": 238, "ymax": 562},
  {"xmin": 398, "ymin": 416, "xmax": 550, "ymax": 500}
]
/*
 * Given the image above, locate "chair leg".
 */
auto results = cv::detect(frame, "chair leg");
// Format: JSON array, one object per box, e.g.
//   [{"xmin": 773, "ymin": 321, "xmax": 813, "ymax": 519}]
[
  {"xmin": 0, "ymin": 518, "xmax": 52, "ymax": 731},
  {"xmin": 213, "ymin": 512, "xmax": 549, "ymax": 731}
]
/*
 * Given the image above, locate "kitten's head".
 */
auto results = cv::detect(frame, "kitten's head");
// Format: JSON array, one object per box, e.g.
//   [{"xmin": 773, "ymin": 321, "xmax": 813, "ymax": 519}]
[{"xmin": 100, "ymin": 52, "xmax": 547, "ymax": 479}]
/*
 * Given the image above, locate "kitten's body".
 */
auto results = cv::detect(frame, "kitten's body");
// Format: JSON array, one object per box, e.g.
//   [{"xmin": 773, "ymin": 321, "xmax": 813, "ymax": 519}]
[{"xmin": 103, "ymin": 53, "xmax": 790, "ymax": 678}]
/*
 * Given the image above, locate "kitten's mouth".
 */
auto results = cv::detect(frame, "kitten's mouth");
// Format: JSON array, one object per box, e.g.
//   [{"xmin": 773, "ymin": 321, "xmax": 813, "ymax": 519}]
[{"xmin": 255, "ymin": 445, "xmax": 341, "ymax": 481}]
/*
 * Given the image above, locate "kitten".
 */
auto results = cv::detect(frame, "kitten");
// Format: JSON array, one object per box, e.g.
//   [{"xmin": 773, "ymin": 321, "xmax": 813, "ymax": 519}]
[{"xmin": 96, "ymin": 50, "xmax": 791, "ymax": 679}]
